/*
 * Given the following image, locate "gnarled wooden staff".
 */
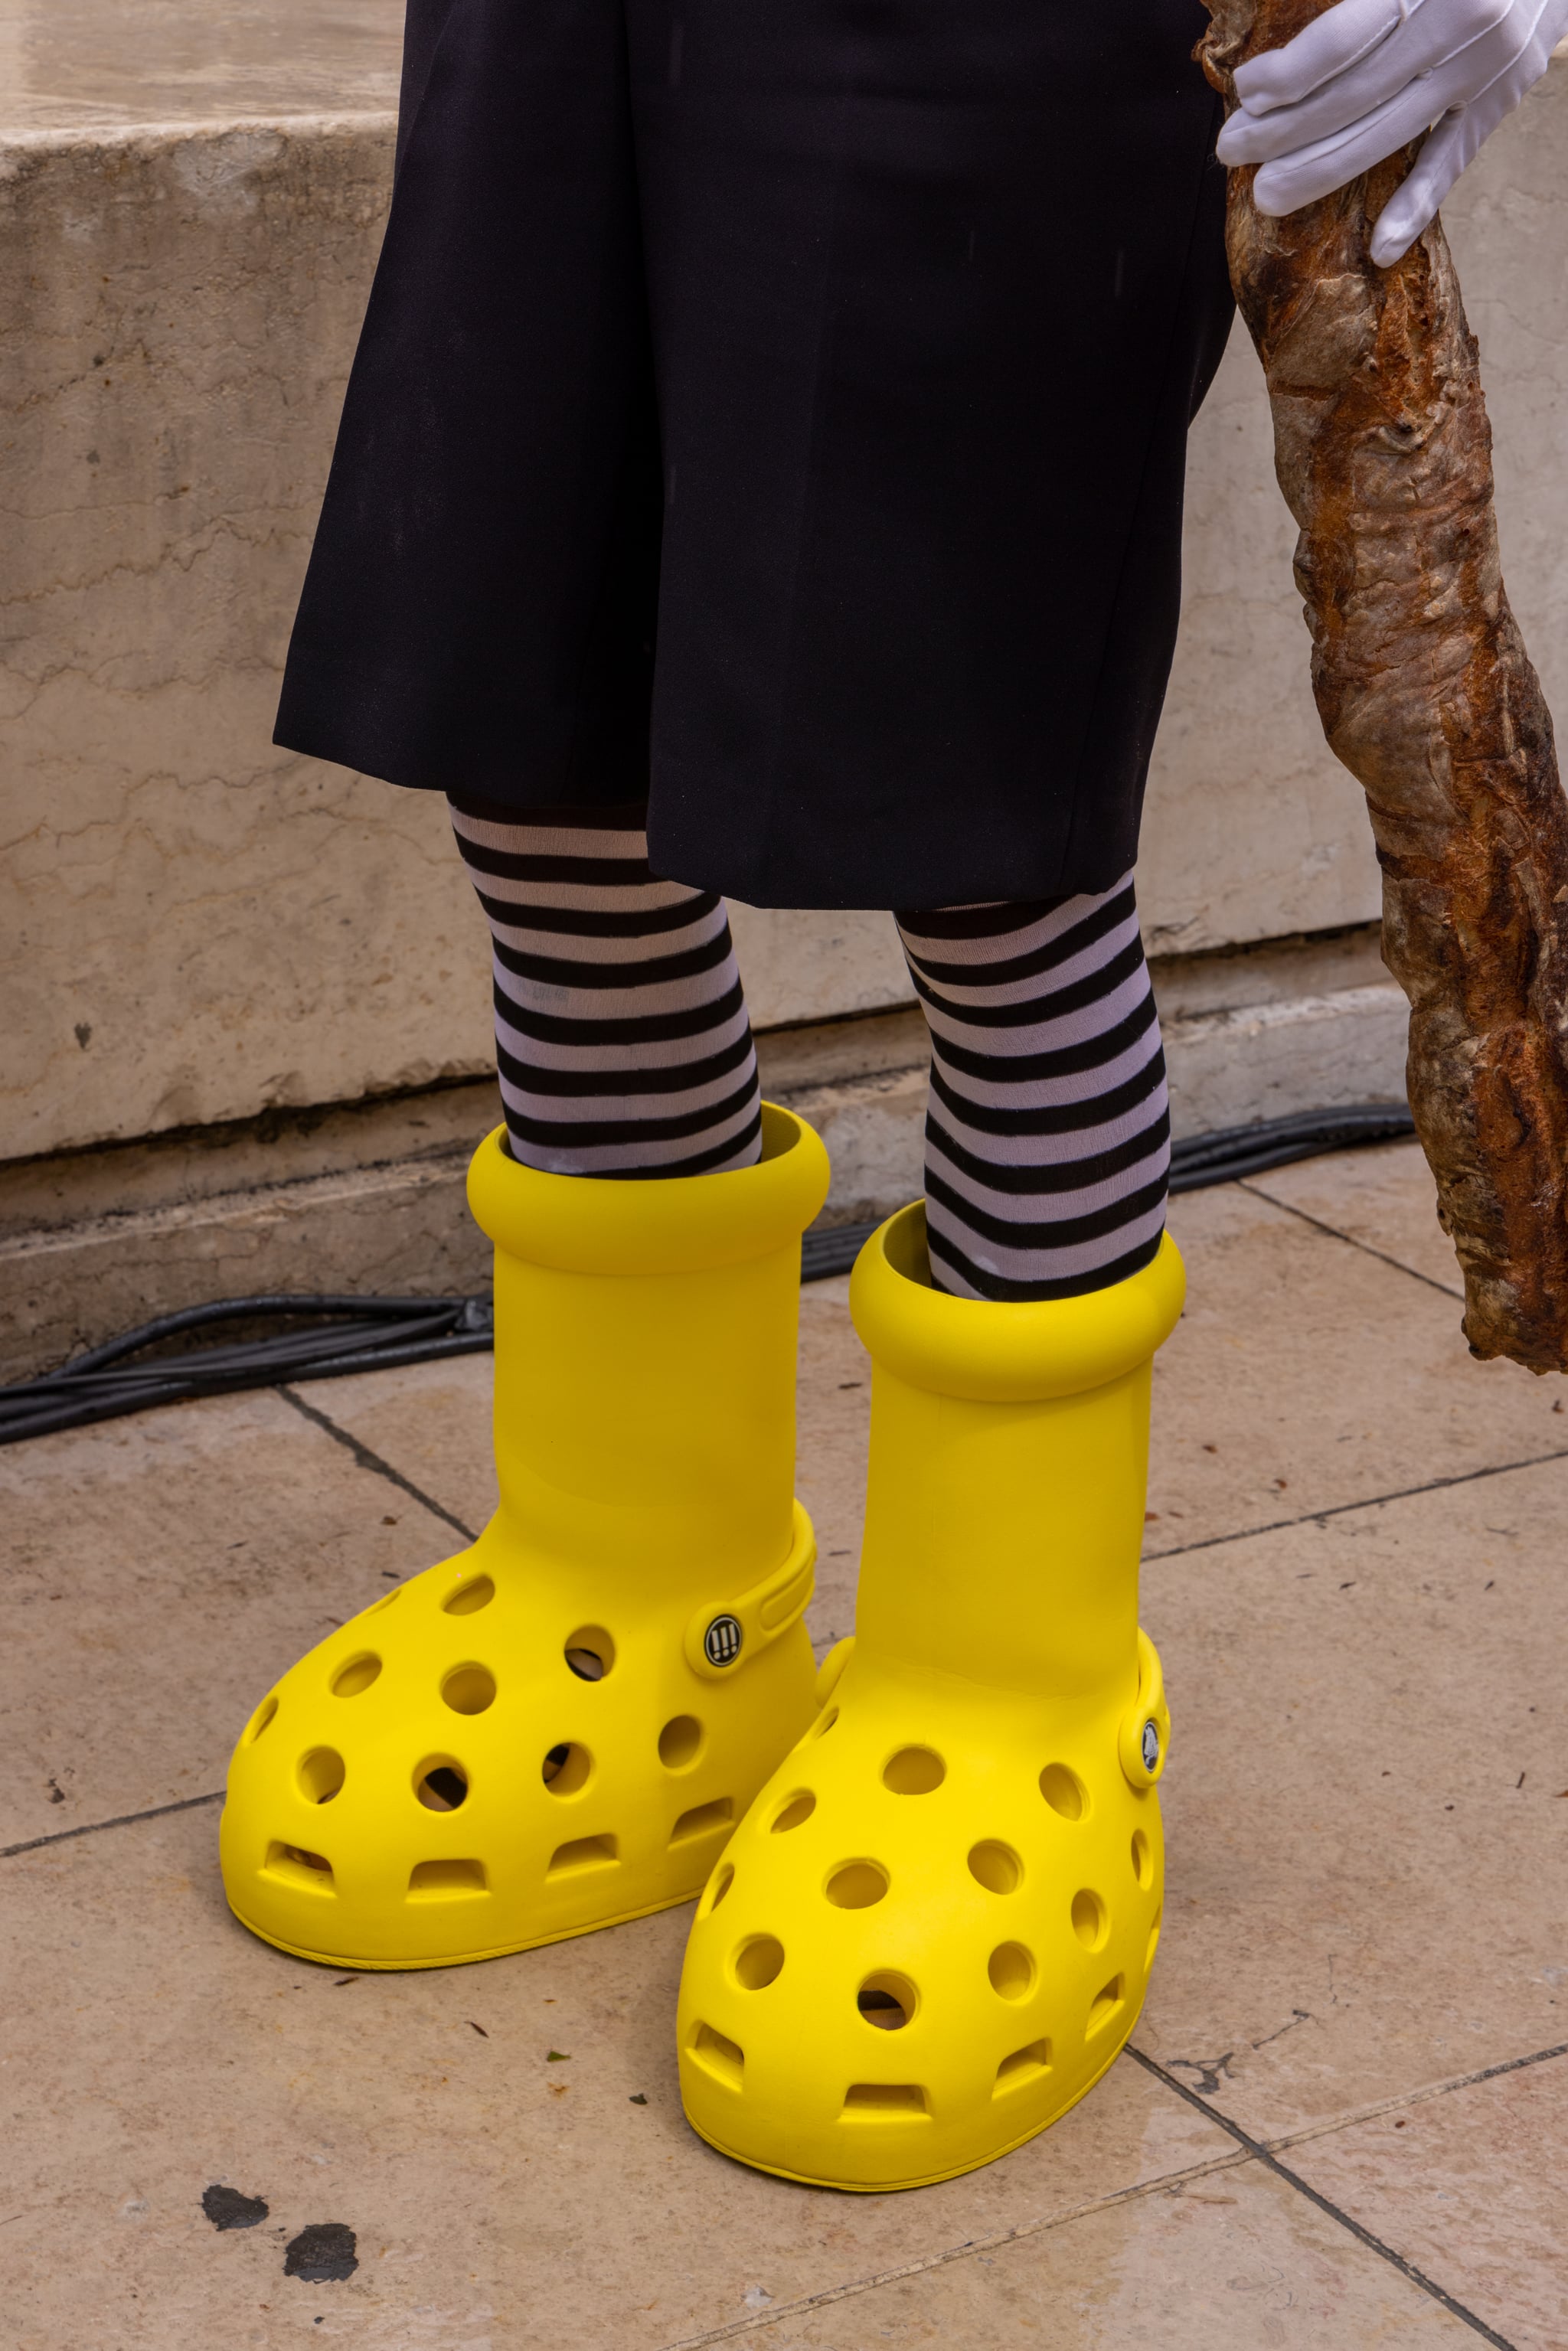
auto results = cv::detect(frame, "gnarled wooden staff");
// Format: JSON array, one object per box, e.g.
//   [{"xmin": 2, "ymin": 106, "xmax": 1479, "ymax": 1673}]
[{"xmin": 1201, "ymin": 0, "xmax": 1568, "ymax": 1372}]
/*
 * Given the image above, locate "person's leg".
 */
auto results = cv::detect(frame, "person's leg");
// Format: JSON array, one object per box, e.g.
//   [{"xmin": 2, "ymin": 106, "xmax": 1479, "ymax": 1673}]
[
  {"xmin": 677, "ymin": 887, "xmax": 1183, "ymax": 2193},
  {"xmin": 448, "ymin": 796, "xmax": 763, "ymax": 1178},
  {"xmin": 895, "ymin": 877, "xmax": 1168, "ymax": 1303},
  {"xmin": 222, "ymin": 807, "xmax": 828, "ymax": 1976}
]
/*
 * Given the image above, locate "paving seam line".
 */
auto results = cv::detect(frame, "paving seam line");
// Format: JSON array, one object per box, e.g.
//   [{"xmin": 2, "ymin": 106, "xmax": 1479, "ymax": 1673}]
[
  {"xmin": 1, "ymin": 1786, "xmax": 223, "ymax": 1861},
  {"xmin": 1236, "ymin": 1177, "xmax": 1465, "ymax": 1303},
  {"xmin": 1145, "ymin": 1441, "xmax": 1568, "ymax": 1562},
  {"xmin": 275, "ymin": 1382, "xmax": 479, "ymax": 1543},
  {"xmin": 658, "ymin": 2035, "xmax": 1567, "ymax": 2349},
  {"xmin": 656, "ymin": 2145, "xmax": 1256, "ymax": 2350},
  {"xmin": 1262, "ymin": 2039, "xmax": 1568, "ymax": 2154},
  {"xmin": 1125, "ymin": 2047, "xmax": 1518, "ymax": 2348}
]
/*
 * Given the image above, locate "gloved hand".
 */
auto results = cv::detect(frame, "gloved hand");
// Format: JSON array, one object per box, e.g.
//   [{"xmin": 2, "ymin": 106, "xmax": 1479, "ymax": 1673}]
[{"xmin": 1215, "ymin": 0, "xmax": 1568, "ymax": 264}]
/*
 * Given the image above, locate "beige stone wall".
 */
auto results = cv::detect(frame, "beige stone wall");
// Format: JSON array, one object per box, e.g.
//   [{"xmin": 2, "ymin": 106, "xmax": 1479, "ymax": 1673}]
[
  {"xmin": 0, "ymin": 120, "xmax": 475, "ymax": 1166},
  {"xmin": 3, "ymin": 62, "xmax": 1566, "ymax": 1167}
]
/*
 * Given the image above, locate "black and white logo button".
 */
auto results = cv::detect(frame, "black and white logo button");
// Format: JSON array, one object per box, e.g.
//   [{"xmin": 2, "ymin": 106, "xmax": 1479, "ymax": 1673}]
[
  {"xmin": 1141, "ymin": 1718, "xmax": 1161, "ymax": 1775},
  {"xmin": 704, "ymin": 1614, "xmax": 743, "ymax": 1667}
]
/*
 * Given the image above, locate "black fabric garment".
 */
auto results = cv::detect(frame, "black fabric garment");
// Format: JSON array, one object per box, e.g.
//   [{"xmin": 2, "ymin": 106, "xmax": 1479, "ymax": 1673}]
[{"xmin": 275, "ymin": 0, "xmax": 1235, "ymax": 911}]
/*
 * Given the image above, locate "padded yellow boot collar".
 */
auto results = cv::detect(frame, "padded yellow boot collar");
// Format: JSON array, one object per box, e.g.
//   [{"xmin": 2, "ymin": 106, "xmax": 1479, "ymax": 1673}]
[
  {"xmin": 677, "ymin": 1210, "xmax": 1184, "ymax": 2188},
  {"xmin": 221, "ymin": 1107, "xmax": 829, "ymax": 1970}
]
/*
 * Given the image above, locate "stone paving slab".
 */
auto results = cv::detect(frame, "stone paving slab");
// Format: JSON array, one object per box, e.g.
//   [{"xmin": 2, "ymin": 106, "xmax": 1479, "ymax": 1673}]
[
  {"xmin": 6, "ymin": 1151, "xmax": 1566, "ymax": 2348},
  {"xmin": 1148, "ymin": 1182, "xmax": 1567, "ymax": 1552},
  {"xmin": 294, "ymin": 1356, "xmax": 497, "ymax": 1546},
  {"xmin": 2, "ymin": 1806, "xmax": 1232, "ymax": 2351},
  {"xmin": 1283, "ymin": 2057, "xmax": 1568, "ymax": 2351},
  {"xmin": 714, "ymin": 2158, "xmax": 1479, "ymax": 2349},
  {"xmin": 1244, "ymin": 1141, "xmax": 1463, "ymax": 1301},
  {"xmin": 0, "ymin": 1390, "xmax": 452, "ymax": 1850},
  {"xmin": 1142, "ymin": 1455, "xmax": 1568, "ymax": 2141}
]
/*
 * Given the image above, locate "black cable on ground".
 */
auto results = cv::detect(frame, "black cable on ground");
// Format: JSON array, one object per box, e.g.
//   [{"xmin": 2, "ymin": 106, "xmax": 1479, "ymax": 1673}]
[
  {"xmin": 0, "ymin": 1104, "xmax": 1415, "ymax": 1445},
  {"xmin": 0, "ymin": 1296, "xmax": 494, "ymax": 1445}
]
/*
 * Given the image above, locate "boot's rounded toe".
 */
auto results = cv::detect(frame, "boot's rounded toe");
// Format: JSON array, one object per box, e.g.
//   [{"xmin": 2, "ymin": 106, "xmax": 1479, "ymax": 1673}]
[
  {"xmin": 677, "ymin": 1660, "xmax": 1164, "ymax": 2187},
  {"xmin": 221, "ymin": 1538, "xmax": 820, "ymax": 1967}
]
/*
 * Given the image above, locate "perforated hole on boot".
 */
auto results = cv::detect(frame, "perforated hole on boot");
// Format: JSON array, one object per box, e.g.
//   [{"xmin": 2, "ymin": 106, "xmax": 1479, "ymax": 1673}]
[
  {"xmin": 443, "ymin": 1574, "xmax": 494, "ymax": 1617},
  {"xmin": 243, "ymin": 1695, "xmax": 279, "ymax": 1745},
  {"xmin": 700, "ymin": 1862, "xmax": 735, "ymax": 1918},
  {"xmin": 670, "ymin": 1798, "xmax": 733, "ymax": 1847},
  {"xmin": 733, "ymin": 1935, "xmax": 785, "ymax": 1990},
  {"xmin": 882, "ymin": 1745, "xmax": 944, "ymax": 1794},
  {"xmin": 263, "ymin": 1840, "xmax": 335, "ymax": 1892},
  {"xmin": 988, "ymin": 1942, "xmax": 1035, "ymax": 2001},
  {"xmin": 331, "ymin": 1652, "xmax": 381, "ymax": 1699},
  {"xmin": 995, "ymin": 2039, "xmax": 1053, "ymax": 2096},
  {"xmin": 968, "ymin": 1840, "xmax": 1022, "ymax": 1895},
  {"xmin": 366, "ymin": 1585, "xmax": 403, "ymax": 1616},
  {"xmin": 1086, "ymin": 1974, "xmax": 1126, "ymax": 2036},
  {"xmin": 809, "ymin": 1706, "xmax": 840, "ymax": 1742},
  {"xmin": 441, "ymin": 1663, "xmax": 496, "ymax": 1716},
  {"xmin": 407, "ymin": 1857, "xmax": 487, "ymax": 1899},
  {"xmin": 564, "ymin": 1624, "xmax": 615, "ymax": 1680},
  {"xmin": 1146, "ymin": 1909, "xmax": 1162, "ymax": 1969},
  {"xmin": 857, "ymin": 1971, "xmax": 916, "ymax": 2029},
  {"xmin": 688, "ymin": 2022, "xmax": 744, "ymax": 2090},
  {"xmin": 414, "ymin": 1759, "xmax": 469, "ymax": 1811},
  {"xmin": 297, "ymin": 1748, "xmax": 345, "ymax": 1804},
  {"xmin": 658, "ymin": 1715, "xmax": 703, "ymax": 1770},
  {"xmin": 547, "ymin": 1833, "xmax": 618, "ymax": 1876},
  {"xmin": 770, "ymin": 1791, "xmax": 815, "ymax": 1833},
  {"xmin": 1071, "ymin": 1889, "xmax": 1109, "ymax": 1951},
  {"xmin": 1039, "ymin": 1762, "xmax": 1087, "ymax": 1820},
  {"xmin": 1131, "ymin": 1829, "xmax": 1152, "ymax": 1889},
  {"xmin": 825, "ymin": 1860, "xmax": 888, "ymax": 1909},
  {"xmin": 541, "ymin": 1742, "xmax": 591, "ymax": 1794},
  {"xmin": 841, "ymin": 2084, "xmax": 927, "ymax": 2118}
]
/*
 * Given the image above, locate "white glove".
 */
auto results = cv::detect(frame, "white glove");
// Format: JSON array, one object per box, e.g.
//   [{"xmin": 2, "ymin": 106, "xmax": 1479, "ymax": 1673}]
[{"xmin": 1215, "ymin": 0, "xmax": 1568, "ymax": 264}]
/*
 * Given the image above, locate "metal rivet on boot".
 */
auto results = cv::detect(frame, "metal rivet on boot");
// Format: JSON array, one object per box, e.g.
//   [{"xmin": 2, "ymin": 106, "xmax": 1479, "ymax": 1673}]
[
  {"xmin": 704, "ymin": 1615, "xmax": 743, "ymax": 1667},
  {"xmin": 1140, "ymin": 1719, "xmax": 1161, "ymax": 1775}
]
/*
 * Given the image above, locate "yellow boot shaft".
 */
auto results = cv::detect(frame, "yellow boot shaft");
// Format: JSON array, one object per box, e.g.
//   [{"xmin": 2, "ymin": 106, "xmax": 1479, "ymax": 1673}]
[{"xmin": 476, "ymin": 1123, "xmax": 808, "ymax": 1605}]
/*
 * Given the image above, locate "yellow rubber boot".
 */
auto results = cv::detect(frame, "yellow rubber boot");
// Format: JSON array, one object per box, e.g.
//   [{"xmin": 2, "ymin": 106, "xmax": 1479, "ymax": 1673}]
[
  {"xmin": 220, "ymin": 1104, "xmax": 830, "ymax": 1969},
  {"xmin": 676, "ymin": 1202, "xmax": 1184, "ymax": 2189}
]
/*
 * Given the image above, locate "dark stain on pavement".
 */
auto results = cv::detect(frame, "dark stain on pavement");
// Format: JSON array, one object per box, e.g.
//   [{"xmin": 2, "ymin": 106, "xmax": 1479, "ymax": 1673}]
[
  {"xmin": 201, "ymin": 2185, "xmax": 270, "ymax": 2230},
  {"xmin": 284, "ymin": 2222, "xmax": 359, "ymax": 2282}
]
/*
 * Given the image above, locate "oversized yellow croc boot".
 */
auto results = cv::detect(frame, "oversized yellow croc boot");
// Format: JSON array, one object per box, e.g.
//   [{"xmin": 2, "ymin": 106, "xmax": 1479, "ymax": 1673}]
[
  {"xmin": 676, "ymin": 1201, "xmax": 1184, "ymax": 2189},
  {"xmin": 220, "ymin": 1102, "xmax": 830, "ymax": 1969}
]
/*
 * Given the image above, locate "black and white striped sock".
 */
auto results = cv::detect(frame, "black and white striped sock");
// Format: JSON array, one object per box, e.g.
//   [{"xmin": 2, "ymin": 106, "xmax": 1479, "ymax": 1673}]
[
  {"xmin": 449, "ymin": 798, "xmax": 763, "ymax": 1178},
  {"xmin": 897, "ymin": 878, "xmax": 1169, "ymax": 1303}
]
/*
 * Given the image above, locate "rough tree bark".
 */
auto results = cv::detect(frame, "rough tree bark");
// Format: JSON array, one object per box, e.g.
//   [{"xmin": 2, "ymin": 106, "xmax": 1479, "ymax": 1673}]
[{"xmin": 1201, "ymin": 0, "xmax": 1568, "ymax": 1372}]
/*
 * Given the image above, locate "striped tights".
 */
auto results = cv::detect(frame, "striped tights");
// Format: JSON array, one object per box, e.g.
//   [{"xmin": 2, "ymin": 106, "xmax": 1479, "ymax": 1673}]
[
  {"xmin": 449, "ymin": 798, "xmax": 1168, "ymax": 1301},
  {"xmin": 449, "ymin": 798, "xmax": 763, "ymax": 1178}
]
